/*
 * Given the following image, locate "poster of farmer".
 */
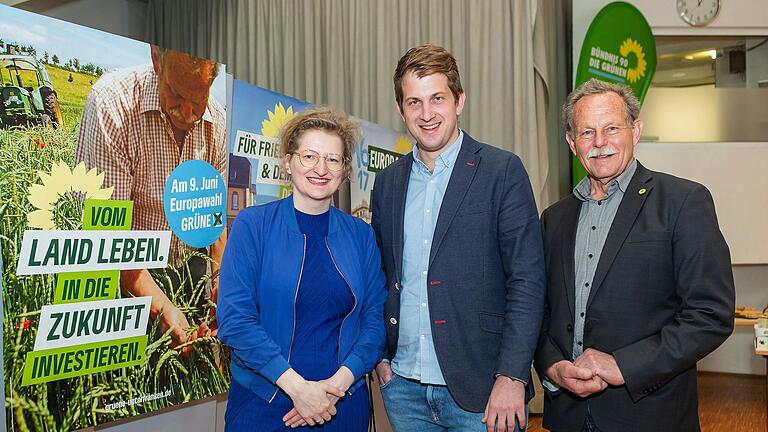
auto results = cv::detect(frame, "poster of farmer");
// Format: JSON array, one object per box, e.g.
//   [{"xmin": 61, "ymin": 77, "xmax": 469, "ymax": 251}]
[{"xmin": 0, "ymin": 5, "xmax": 229, "ymax": 430}]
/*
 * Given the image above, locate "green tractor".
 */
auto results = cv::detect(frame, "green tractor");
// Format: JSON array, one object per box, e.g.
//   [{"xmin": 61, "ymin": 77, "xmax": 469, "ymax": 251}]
[{"xmin": 0, "ymin": 45, "xmax": 63, "ymax": 129}]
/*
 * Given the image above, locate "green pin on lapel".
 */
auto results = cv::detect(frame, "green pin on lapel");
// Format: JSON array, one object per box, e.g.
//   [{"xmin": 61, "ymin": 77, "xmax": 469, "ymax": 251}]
[{"xmin": 639, "ymin": 188, "xmax": 647, "ymax": 195}]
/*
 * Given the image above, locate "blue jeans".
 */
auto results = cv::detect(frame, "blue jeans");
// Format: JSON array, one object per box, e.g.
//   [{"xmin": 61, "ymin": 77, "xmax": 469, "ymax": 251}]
[{"xmin": 380, "ymin": 373, "xmax": 527, "ymax": 431}]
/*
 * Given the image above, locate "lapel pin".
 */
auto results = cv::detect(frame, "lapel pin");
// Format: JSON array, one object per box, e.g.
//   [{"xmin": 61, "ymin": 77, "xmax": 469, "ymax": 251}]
[
  {"xmin": 466, "ymin": 162, "xmax": 476, "ymax": 167},
  {"xmin": 639, "ymin": 188, "xmax": 647, "ymax": 195}
]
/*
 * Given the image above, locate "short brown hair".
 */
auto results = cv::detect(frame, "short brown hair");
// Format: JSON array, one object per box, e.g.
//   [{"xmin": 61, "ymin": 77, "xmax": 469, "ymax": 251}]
[
  {"xmin": 393, "ymin": 44, "xmax": 463, "ymax": 109},
  {"xmin": 563, "ymin": 78, "xmax": 641, "ymax": 138},
  {"xmin": 279, "ymin": 106, "xmax": 359, "ymax": 178}
]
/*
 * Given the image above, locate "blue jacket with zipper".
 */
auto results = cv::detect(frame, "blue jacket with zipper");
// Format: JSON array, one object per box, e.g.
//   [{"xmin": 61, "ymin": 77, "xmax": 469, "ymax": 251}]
[{"xmin": 218, "ymin": 195, "xmax": 386, "ymax": 401}]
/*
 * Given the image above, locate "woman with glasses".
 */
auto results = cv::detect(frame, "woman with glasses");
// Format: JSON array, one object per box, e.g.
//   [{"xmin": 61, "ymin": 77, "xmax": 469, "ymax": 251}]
[{"xmin": 218, "ymin": 107, "xmax": 386, "ymax": 431}]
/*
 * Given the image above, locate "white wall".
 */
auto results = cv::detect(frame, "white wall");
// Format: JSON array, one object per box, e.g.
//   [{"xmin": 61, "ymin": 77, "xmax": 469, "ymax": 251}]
[
  {"xmin": 634, "ymin": 141, "xmax": 768, "ymax": 265},
  {"xmin": 640, "ymin": 87, "xmax": 768, "ymax": 143},
  {"xmin": 574, "ymin": 0, "xmax": 768, "ymax": 375}
]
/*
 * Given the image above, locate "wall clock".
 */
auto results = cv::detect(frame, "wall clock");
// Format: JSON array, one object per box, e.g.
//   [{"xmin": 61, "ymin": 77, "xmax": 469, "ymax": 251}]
[{"xmin": 677, "ymin": 0, "xmax": 720, "ymax": 26}]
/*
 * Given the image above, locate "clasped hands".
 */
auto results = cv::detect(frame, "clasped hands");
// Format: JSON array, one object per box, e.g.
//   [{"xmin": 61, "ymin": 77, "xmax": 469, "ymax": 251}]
[
  {"xmin": 546, "ymin": 348, "xmax": 625, "ymax": 397},
  {"xmin": 278, "ymin": 367, "xmax": 354, "ymax": 428}
]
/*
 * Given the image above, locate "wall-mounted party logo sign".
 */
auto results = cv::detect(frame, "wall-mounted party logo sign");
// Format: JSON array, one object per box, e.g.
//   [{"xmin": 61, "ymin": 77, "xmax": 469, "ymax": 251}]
[{"xmin": 572, "ymin": 1, "xmax": 656, "ymax": 185}]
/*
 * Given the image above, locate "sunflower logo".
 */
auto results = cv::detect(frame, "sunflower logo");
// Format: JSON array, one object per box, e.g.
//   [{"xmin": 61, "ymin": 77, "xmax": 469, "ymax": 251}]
[
  {"xmin": 394, "ymin": 134, "xmax": 412, "ymax": 155},
  {"xmin": 27, "ymin": 161, "xmax": 114, "ymax": 230},
  {"xmin": 261, "ymin": 103, "xmax": 296, "ymax": 137},
  {"xmin": 620, "ymin": 38, "xmax": 647, "ymax": 84}
]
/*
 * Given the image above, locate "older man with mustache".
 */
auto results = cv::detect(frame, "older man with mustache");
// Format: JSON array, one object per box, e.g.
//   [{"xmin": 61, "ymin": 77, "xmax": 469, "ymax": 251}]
[{"xmin": 534, "ymin": 79, "xmax": 734, "ymax": 432}]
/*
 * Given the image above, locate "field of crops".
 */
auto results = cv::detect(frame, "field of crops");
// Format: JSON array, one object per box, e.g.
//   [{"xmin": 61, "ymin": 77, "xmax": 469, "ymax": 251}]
[
  {"xmin": 45, "ymin": 65, "xmax": 94, "ymax": 131},
  {"xmin": 0, "ymin": 69, "xmax": 230, "ymax": 431}
]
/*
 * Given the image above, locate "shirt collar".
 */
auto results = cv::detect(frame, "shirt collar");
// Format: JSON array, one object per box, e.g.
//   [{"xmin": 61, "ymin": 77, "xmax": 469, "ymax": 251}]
[
  {"xmin": 412, "ymin": 129, "xmax": 464, "ymax": 172},
  {"xmin": 615, "ymin": 158, "xmax": 638, "ymax": 193},
  {"xmin": 574, "ymin": 158, "xmax": 638, "ymax": 202},
  {"xmin": 139, "ymin": 65, "xmax": 214, "ymax": 123}
]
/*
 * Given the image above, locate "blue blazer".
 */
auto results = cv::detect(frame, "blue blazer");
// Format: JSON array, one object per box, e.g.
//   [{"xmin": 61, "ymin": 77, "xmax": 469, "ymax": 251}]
[
  {"xmin": 371, "ymin": 132, "xmax": 546, "ymax": 411},
  {"xmin": 218, "ymin": 196, "xmax": 386, "ymax": 402}
]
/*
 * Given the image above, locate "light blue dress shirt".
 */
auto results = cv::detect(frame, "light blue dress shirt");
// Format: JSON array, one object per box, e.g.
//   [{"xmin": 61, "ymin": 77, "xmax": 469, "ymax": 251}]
[{"xmin": 391, "ymin": 130, "xmax": 464, "ymax": 385}]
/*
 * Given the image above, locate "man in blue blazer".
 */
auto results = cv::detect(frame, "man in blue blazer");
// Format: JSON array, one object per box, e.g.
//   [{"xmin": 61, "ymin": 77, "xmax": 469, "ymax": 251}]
[{"xmin": 371, "ymin": 44, "xmax": 545, "ymax": 432}]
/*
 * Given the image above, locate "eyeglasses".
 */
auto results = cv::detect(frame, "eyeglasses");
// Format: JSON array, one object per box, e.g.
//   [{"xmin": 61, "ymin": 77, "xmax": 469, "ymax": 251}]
[
  {"xmin": 574, "ymin": 125, "xmax": 632, "ymax": 142},
  {"xmin": 292, "ymin": 150, "xmax": 346, "ymax": 172}
]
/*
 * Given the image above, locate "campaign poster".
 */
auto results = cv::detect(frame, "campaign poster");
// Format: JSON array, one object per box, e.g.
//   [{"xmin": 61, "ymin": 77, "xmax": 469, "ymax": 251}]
[
  {"xmin": 226, "ymin": 78, "xmax": 409, "ymax": 225},
  {"xmin": 0, "ymin": 6, "xmax": 229, "ymax": 430},
  {"xmin": 226, "ymin": 79, "xmax": 311, "ymax": 223},
  {"xmin": 350, "ymin": 120, "xmax": 411, "ymax": 223}
]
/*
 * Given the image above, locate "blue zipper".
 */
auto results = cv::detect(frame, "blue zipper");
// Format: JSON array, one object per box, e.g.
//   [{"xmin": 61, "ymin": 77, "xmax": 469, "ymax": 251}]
[
  {"xmin": 325, "ymin": 238, "xmax": 357, "ymax": 371},
  {"xmin": 269, "ymin": 234, "xmax": 306, "ymax": 403}
]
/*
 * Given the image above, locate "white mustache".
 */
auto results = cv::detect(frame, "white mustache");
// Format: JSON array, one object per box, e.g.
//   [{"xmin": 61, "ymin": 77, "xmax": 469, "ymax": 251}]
[
  {"xmin": 587, "ymin": 147, "xmax": 618, "ymax": 158},
  {"xmin": 169, "ymin": 107, "xmax": 201, "ymax": 125}
]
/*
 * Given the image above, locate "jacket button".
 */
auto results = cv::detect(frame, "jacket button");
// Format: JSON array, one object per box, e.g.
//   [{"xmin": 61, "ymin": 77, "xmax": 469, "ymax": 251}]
[
  {"xmin": 395, "ymin": 282, "xmax": 400, "ymax": 290},
  {"xmin": 390, "ymin": 317, "xmax": 398, "ymax": 325},
  {"xmin": 566, "ymin": 324, "xmax": 573, "ymax": 332}
]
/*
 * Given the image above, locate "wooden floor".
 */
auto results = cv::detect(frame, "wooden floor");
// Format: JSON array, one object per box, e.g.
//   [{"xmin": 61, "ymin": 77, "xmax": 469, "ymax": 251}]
[{"xmin": 526, "ymin": 372, "xmax": 766, "ymax": 432}]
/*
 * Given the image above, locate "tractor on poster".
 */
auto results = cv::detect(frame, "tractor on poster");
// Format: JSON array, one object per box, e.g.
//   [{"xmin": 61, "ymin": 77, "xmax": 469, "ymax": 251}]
[{"xmin": 0, "ymin": 43, "xmax": 63, "ymax": 129}]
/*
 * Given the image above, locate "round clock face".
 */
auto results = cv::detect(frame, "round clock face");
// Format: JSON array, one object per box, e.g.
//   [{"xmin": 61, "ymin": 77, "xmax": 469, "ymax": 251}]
[{"xmin": 677, "ymin": 0, "xmax": 721, "ymax": 26}]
